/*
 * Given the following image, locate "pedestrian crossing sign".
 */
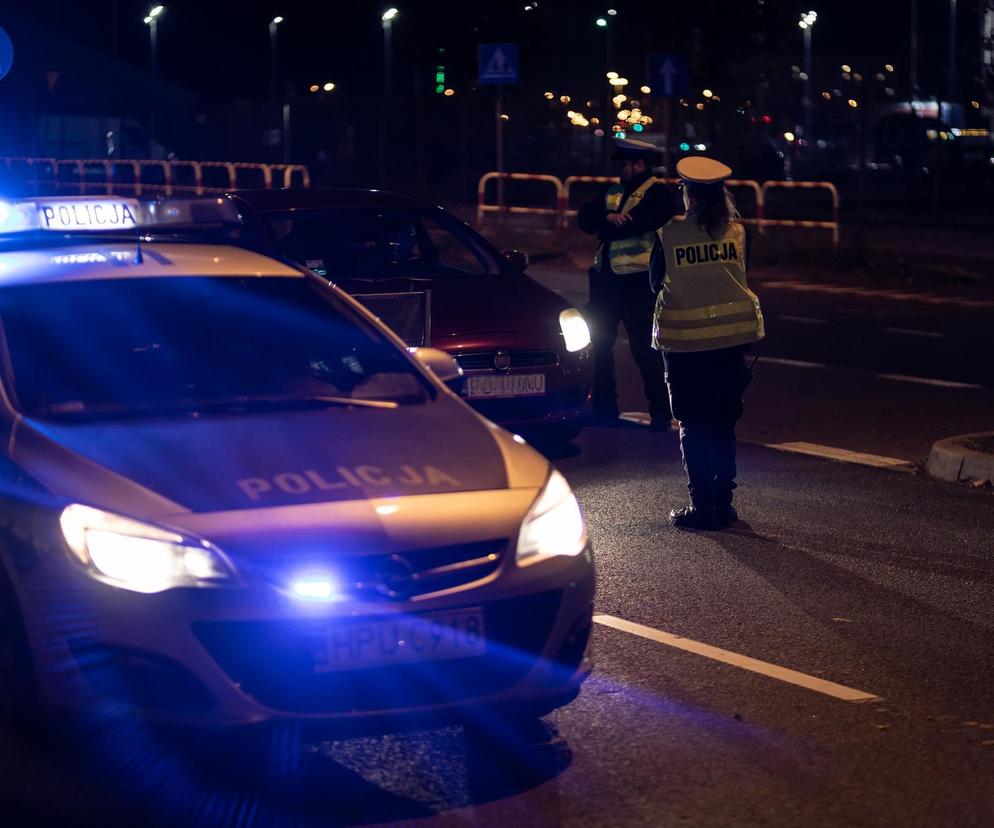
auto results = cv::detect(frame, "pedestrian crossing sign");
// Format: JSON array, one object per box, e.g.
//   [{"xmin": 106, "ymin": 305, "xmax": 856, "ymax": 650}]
[{"xmin": 478, "ymin": 43, "xmax": 519, "ymax": 85}]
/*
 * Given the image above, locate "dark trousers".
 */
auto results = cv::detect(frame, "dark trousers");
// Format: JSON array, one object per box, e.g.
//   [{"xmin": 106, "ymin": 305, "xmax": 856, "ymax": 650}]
[
  {"xmin": 585, "ymin": 268, "xmax": 670, "ymax": 419},
  {"xmin": 663, "ymin": 345, "xmax": 749, "ymax": 509}
]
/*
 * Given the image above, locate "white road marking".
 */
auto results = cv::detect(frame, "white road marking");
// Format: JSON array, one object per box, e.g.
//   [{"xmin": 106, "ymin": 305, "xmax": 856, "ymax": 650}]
[
  {"xmin": 593, "ymin": 614, "xmax": 880, "ymax": 703},
  {"xmin": 762, "ymin": 441, "xmax": 915, "ymax": 471},
  {"xmin": 778, "ymin": 315, "xmax": 829, "ymax": 325},
  {"xmin": 882, "ymin": 327, "xmax": 944, "ymax": 340},
  {"xmin": 761, "ymin": 357, "xmax": 988, "ymax": 390},
  {"xmin": 875, "ymin": 373, "xmax": 985, "ymax": 390},
  {"xmin": 760, "ymin": 356, "xmax": 828, "ymax": 370}
]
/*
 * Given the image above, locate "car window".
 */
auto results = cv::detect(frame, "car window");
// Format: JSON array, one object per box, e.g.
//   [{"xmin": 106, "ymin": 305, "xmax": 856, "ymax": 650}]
[
  {"xmin": 266, "ymin": 208, "xmax": 501, "ymax": 279},
  {"xmin": 0, "ymin": 276, "xmax": 431, "ymax": 421}
]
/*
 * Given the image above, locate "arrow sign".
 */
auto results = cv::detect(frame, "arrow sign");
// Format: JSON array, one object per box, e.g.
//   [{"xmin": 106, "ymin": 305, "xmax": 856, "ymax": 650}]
[
  {"xmin": 646, "ymin": 53, "xmax": 689, "ymax": 98},
  {"xmin": 479, "ymin": 43, "xmax": 519, "ymax": 86}
]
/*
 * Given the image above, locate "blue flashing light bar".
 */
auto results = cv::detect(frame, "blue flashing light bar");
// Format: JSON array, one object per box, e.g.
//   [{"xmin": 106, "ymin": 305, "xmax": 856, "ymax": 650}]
[{"xmin": 0, "ymin": 196, "xmax": 242, "ymax": 236}]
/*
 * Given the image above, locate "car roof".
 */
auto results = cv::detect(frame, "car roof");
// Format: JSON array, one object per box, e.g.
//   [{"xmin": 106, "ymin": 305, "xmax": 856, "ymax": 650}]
[
  {"xmin": 0, "ymin": 242, "xmax": 301, "ymax": 286},
  {"xmin": 229, "ymin": 187, "xmax": 439, "ymax": 212}
]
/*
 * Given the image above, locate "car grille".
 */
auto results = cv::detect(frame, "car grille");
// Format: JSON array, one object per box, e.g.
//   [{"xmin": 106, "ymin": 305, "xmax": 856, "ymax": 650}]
[
  {"xmin": 454, "ymin": 350, "xmax": 559, "ymax": 371},
  {"xmin": 247, "ymin": 540, "xmax": 505, "ymax": 602},
  {"xmin": 192, "ymin": 591, "xmax": 562, "ymax": 714}
]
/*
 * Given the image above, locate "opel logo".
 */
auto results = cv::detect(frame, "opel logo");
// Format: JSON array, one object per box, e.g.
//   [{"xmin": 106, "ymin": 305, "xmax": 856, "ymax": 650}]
[
  {"xmin": 373, "ymin": 554, "xmax": 417, "ymax": 599},
  {"xmin": 493, "ymin": 349, "xmax": 512, "ymax": 371}
]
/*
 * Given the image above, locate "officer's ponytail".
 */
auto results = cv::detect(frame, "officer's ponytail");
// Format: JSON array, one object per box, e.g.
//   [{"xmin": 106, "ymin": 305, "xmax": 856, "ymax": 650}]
[{"xmin": 686, "ymin": 182, "xmax": 740, "ymax": 240}]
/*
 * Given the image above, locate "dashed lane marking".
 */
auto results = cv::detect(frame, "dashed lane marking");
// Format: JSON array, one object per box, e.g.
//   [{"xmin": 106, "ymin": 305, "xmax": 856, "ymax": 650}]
[
  {"xmin": 882, "ymin": 326, "xmax": 944, "ymax": 340},
  {"xmin": 760, "ymin": 356, "xmax": 988, "ymax": 390},
  {"xmin": 593, "ymin": 614, "xmax": 881, "ymax": 702},
  {"xmin": 760, "ymin": 280, "xmax": 994, "ymax": 308},
  {"xmin": 875, "ymin": 373, "xmax": 985, "ymax": 390},
  {"xmin": 759, "ymin": 441, "xmax": 916, "ymax": 472},
  {"xmin": 777, "ymin": 315, "xmax": 829, "ymax": 325}
]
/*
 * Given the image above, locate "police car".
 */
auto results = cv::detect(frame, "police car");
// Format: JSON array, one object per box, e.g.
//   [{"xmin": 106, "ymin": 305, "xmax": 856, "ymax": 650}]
[
  {"xmin": 0, "ymin": 196, "xmax": 594, "ymax": 735},
  {"xmin": 229, "ymin": 189, "xmax": 595, "ymax": 445}
]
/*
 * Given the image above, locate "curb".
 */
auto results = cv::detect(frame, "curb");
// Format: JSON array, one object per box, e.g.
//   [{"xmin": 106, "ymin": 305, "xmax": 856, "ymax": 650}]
[{"xmin": 926, "ymin": 432, "xmax": 994, "ymax": 485}]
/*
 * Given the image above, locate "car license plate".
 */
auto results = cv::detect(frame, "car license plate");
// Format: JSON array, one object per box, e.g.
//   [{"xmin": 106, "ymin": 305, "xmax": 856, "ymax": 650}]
[
  {"xmin": 466, "ymin": 373, "xmax": 545, "ymax": 399},
  {"xmin": 314, "ymin": 608, "xmax": 486, "ymax": 673}
]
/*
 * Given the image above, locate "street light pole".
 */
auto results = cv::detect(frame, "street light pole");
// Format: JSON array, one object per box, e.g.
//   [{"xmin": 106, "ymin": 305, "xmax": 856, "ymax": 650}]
[
  {"xmin": 947, "ymin": 0, "xmax": 957, "ymax": 109},
  {"xmin": 269, "ymin": 16, "xmax": 283, "ymax": 100},
  {"xmin": 799, "ymin": 10, "xmax": 817, "ymax": 143},
  {"xmin": 143, "ymin": 5, "xmax": 164, "ymax": 76},
  {"xmin": 379, "ymin": 8, "xmax": 398, "ymax": 185}
]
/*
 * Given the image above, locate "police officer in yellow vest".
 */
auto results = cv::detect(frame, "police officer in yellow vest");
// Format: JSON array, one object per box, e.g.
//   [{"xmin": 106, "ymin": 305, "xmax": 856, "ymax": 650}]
[
  {"xmin": 578, "ymin": 138, "xmax": 676, "ymax": 429},
  {"xmin": 649, "ymin": 156, "xmax": 765, "ymax": 530}
]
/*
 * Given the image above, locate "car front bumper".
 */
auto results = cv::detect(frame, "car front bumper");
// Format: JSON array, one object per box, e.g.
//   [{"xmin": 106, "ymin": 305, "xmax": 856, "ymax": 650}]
[{"xmin": 15, "ymin": 502, "xmax": 594, "ymax": 731}]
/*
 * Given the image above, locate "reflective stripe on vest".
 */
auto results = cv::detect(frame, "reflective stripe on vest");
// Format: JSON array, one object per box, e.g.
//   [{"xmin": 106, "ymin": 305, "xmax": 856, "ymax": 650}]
[
  {"xmin": 593, "ymin": 177, "xmax": 660, "ymax": 275},
  {"xmin": 652, "ymin": 219, "xmax": 765, "ymax": 352}
]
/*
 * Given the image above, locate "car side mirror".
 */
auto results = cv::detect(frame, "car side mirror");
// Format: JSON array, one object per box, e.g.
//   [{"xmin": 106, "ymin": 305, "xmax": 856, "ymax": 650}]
[
  {"xmin": 411, "ymin": 347, "xmax": 464, "ymax": 394},
  {"xmin": 502, "ymin": 250, "xmax": 529, "ymax": 271}
]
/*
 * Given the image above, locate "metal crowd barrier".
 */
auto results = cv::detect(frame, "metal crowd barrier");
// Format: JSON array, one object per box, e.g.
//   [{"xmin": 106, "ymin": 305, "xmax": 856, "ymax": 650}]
[
  {"xmin": 476, "ymin": 172, "xmax": 564, "ymax": 228},
  {"xmin": 481, "ymin": 171, "xmax": 839, "ymax": 247},
  {"xmin": 759, "ymin": 181, "xmax": 840, "ymax": 247},
  {"xmin": 0, "ymin": 157, "xmax": 311, "ymax": 197}
]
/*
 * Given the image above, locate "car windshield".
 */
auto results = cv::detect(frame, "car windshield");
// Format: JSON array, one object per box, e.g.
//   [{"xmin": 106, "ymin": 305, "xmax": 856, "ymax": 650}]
[
  {"xmin": 0, "ymin": 276, "xmax": 431, "ymax": 421},
  {"xmin": 265, "ymin": 208, "xmax": 502, "ymax": 279}
]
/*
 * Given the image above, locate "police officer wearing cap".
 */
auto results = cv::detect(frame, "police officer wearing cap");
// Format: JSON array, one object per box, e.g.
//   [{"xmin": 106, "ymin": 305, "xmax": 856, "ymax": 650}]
[
  {"xmin": 649, "ymin": 156, "xmax": 765, "ymax": 530},
  {"xmin": 578, "ymin": 138, "xmax": 676, "ymax": 429}
]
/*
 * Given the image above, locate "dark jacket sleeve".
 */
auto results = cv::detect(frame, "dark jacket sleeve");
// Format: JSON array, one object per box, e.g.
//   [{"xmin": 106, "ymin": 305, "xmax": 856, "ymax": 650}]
[
  {"xmin": 596, "ymin": 181, "xmax": 677, "ymax": 242},
  {"xmin": 649, "ymin": 234, "xmax": 665, "ymax": 293},
  {"xmin": 577, "ymin": 192, "xmax": 608, "ymax": 236}
]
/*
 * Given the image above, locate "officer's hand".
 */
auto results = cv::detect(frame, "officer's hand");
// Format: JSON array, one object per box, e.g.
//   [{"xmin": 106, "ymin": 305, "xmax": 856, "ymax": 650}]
[{"xmin": 606, "ymin": 213, "xmax": 632, "ymax": 227}]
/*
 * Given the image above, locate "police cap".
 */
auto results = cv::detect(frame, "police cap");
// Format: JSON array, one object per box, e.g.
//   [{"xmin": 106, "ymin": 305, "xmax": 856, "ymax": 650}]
[
  {"xmin": 676, "ymin": 155, "xmax": 733, "ymax": 184},
  {"xmin": 610, "ymin": 138, "xmax": 659, "ymax": 162}
]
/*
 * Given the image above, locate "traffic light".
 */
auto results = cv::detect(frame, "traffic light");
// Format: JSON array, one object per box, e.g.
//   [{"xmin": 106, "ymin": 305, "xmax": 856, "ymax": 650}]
[{"xmin": 435, "ymin": 65, "xmax": 445, "ymax": 94}]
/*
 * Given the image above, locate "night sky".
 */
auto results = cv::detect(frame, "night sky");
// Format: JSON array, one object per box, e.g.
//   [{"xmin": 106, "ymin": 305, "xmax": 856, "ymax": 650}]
[{"xmin": 4, "ymin": 0, "xmax": 964, "ymax": 102}]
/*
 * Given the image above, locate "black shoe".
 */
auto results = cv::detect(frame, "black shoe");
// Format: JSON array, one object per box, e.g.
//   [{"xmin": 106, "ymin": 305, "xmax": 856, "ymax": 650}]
[
  {"xmin": 669, "ymin": 505, "xmax": 719, "ymax": 530},
  {"xmin": 714, "ymin": 504, "xmax": 739, "ymax": 527}
]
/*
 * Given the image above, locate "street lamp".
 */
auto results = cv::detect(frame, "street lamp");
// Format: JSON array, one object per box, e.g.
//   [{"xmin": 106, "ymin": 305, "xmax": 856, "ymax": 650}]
[
  {"xmin": 798, "ymin": 10, "xmax": 817, "ymax": 142},
  {"xmin": 379, "ymin": 8, "xmax": 399, "ymax": 184},
  {"xmin": 143, "ymin": 5, "xmax": 164, "ymax": 76},
  {"xmin": 269, "ymin": 16, "xmax": 283, "ymax": 100}
]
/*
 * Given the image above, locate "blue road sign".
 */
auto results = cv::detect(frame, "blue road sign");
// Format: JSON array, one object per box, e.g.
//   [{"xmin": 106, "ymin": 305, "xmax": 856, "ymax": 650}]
[
  {"xmin": 0, "ymin": 28, "xmax": 14, "ymax": 81},
  {"xmin": 647, "ymin": 53, "xmax": 689, "ymax": 98},
  {"xmin": 478, "ymin": 43, "xmax": 518, "ymax": 86}
]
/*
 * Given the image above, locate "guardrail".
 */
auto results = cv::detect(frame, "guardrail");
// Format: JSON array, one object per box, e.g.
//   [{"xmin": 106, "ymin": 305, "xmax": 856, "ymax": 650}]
[
  {"xmin": 481, "ymin": 171, "xmax": 839, "ymax": 246},
  {"xmin": 0, "ymin": 157, "xmax": 311, "ymax": 197},
  {"xmin": 476, "ymin": 172, "xmax": 564, "ymax": 228},
  {"xmin": 759, "ymin": 180, "xmax": 840, "ymax": 246}
]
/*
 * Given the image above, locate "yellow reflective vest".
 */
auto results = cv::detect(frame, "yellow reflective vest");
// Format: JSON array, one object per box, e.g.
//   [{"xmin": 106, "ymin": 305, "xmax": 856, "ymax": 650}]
[
  {"xmin": 593, "ymin": 177, "xmax": 660, "ymax": 275},
  {"xmin": 651, "ymin": 217, "xmax": 765, "ymax": 352}
]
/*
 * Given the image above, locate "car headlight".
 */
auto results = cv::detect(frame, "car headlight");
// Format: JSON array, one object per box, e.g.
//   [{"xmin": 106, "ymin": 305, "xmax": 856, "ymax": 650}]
[
  {"xmin": 559, "ymin": 308, "xmax": 591, "ymax": 352},
  {"xmin": 516, "ymin": 469, "xmax": 587, "ymax": 563},
  {"xmin": 60, "ymin": 504, "xmax": 235, "ymax": 594}
]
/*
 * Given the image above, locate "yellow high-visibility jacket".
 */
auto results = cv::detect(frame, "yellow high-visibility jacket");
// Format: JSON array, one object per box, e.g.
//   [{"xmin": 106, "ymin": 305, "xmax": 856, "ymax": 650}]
[
  {"xmin": 593, "ymin": 177, "xmax": 660, "ymax": 275},
  {"xmin": 652, "ymin": 217, "xmax": 765, "ymax": 352}
]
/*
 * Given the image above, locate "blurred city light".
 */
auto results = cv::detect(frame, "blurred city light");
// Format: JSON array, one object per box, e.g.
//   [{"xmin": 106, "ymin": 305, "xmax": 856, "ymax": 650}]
[
  {"xmin": 595, "ymin": 17, "xmax": 607, "ymax": 27},
  {"xmin": 640, "ymin": 85, "xmax": 651, "ymax": 94},
  {"xmin": 784, "ymin": 131, "xmax": 796, "ymax": 142},
  {"xmin": 309, "ymin": 84, "xmax": 319, "ymax": 93},
  {"xmin": 323, "ymin": 82, "xmax": 335, "ymax": 91},
  {"xmin": 702, "ymin": 88, "xmax": 713, "ymax": 98},
  {"xmin": 271, "ymin": 16, "xmax": 283, "ymax": 25},
  {"xmin": 544, "ymin": 91, "xmax": 555, "ymax": 99},
  {"xmin": 606, "ymin": 71, "xmax": 618, "ymax": 79},
  {"xmin": 798, "ymin": 10, "xmax": 817, "ymax": 29},
  {"xmin": 444, "ymin": 88, "xmax": 455, "ymax": 96},
  {"xmin": 847, "ymin": 98, "xmax": 858, "ymax": 107},
  {"xmin": 381, "ymin": 7, "xmax": 398, "ymax": 22}
]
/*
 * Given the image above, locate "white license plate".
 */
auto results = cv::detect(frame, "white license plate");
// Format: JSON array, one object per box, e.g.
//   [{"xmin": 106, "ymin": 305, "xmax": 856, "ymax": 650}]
[
  {"xmin": 314, "ymin": 608, "xmax": 486, "ymax": 673},
  {"xmin": 466, "ymin": 373, "xmax": 545, "ymax": 399}
]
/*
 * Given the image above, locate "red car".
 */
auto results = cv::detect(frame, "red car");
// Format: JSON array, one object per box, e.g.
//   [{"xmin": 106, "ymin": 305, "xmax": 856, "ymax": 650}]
[{"xmin": 230, "ymin": 189, "xmax": 593, "ymax": 443}]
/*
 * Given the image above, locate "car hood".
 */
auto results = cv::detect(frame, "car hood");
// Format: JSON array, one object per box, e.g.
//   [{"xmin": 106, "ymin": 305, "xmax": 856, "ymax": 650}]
[
  {"xmin": 12, "ymin": 399, "xmax": 511, "ymax": 515},
  {"xmin": 338, "ymin": 273, "xmax": 569, "ymax": 339}
]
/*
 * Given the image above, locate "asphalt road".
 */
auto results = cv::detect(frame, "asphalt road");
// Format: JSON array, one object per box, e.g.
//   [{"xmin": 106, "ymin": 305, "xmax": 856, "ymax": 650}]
[{"xmin": 5, "ymin": 262, "xmax": 994, "ymax": 827}]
